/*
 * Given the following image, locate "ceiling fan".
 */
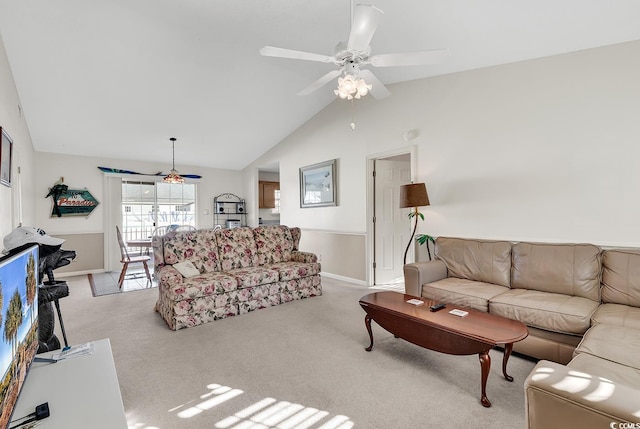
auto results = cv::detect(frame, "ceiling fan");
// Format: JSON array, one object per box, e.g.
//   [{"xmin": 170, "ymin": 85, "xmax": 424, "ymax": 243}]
[{"xmin": 260, "ymin": 3, "xmax": 449, "ymax": 100}]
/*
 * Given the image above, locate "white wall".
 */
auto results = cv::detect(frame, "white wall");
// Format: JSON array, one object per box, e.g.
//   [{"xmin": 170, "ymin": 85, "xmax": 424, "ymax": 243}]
[
  {"xmin": 34, "ymin": 152, "xmax": 243, "ymax": 235},
  {"xmin": 0, "ymin": 34, "xmax": 36, "ymax": 243},
  {"xmin": 247, "ymin": 40, "xmax": 640, "ymax": 248},
  {"xmin": 245, "ymin": 111, "xmax": 369, "ymax": 234},
  {"xmin": 7, "ymin": 37, "xmax": 640, "ymax": 279},
  {"xmin": 34, "ymin": 152, "xmax": 245, "ymax": 273}
]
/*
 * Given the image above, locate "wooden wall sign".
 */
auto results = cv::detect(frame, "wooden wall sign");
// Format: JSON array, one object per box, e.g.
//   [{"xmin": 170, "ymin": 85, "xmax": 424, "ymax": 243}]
[{"xmin": 46, "ymin": 182, "xmax": 99, "ymax": 217}]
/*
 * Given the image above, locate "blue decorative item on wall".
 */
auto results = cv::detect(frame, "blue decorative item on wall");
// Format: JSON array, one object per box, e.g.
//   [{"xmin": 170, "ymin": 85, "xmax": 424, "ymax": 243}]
[{"xmin": 98, "ymin": 166, "xmax": 202, "ymax": 179}]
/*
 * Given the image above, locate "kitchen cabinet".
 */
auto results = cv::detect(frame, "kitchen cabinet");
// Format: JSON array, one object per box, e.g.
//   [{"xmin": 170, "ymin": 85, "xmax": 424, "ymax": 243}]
[{"xmin": 259, "ymin": 181, "xmax": 280, "ymax": 209}]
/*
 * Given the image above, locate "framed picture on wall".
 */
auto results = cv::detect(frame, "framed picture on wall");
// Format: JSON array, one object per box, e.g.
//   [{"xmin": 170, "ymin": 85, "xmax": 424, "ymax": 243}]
[
  {"xmin": 299, "ymin": 159, "xmax": 337, "ymax": 208},
  {"xmin": 0, "ymin": 127, "xmax": 13, "ymax": 187}
]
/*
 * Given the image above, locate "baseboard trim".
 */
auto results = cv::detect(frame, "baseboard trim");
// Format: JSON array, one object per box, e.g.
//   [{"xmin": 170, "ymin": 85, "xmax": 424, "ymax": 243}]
[
  {"xmin": 55, "ymin": 269, "xmax": 106, "ymax": 278},
  {"xmin": 321, "ymin": 272, "xmax": 367, "ymax": 286},
  {"xmin": 58, "ymin": 269, "xmax": 367, "ymax": 287}
]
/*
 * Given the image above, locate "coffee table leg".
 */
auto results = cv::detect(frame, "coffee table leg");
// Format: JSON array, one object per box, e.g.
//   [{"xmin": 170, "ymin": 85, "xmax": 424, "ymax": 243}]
[
  {"xmin": 479, "ymin": 350, "xmax": 491, "ymax": 407},
  {"xmin": 364, "ymin": 315, "xmax": 374, "ymax": 351},
  {"xmin": 502, "ymin": 343, "xmax": 514, "ymax": 382}
]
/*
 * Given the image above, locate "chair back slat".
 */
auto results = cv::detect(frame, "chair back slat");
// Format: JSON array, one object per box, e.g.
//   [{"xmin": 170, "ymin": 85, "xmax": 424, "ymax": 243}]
[
  {"xmin": 116, "ymin": 225, "xmax": 131, "ymax": 262},
  {"xmin": 153, "ymin": 225, "xmax": 197, "ymax": 237}
]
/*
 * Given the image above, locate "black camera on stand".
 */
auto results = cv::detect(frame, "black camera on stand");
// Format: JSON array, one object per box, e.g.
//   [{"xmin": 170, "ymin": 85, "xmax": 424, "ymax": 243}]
[
  {"xmin": 3, "ymin": 227, "xmax": 76, "ymax": 353},
  {"xmin": 37, "ymin": 243, "xmax": 76, "ymax": 353}
]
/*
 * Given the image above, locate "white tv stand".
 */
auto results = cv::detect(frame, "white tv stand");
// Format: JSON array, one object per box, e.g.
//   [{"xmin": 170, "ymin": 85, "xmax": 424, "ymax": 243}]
[{"xmin": 13, "ymin": 338, "xmax": 127, "ymax": 428}]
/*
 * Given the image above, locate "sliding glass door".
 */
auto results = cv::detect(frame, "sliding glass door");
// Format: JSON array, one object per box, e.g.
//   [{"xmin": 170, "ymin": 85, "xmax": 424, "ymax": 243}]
[{"xmin": 121, "ymin": 181, "xmax": 196, "ymax": 241}]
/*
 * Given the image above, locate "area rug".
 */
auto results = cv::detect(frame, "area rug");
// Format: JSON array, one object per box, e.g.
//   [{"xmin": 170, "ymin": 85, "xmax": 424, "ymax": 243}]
[{"xmin": 88, "ymin": 271, "xmax": 156, "ymax": 297}]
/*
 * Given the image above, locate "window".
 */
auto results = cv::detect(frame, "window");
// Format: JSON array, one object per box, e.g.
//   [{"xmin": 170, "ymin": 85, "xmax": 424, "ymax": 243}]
[
  {"xmin": 122, "ymin": 181, "xmax": 196, "ymax": 241},
  {"xmin": 272, "ymin": 189, "xmax": 280, "ymax": 214}
]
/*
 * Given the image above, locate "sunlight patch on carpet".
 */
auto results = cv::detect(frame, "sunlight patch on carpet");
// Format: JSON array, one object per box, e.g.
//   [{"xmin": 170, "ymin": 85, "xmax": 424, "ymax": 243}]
[
  {"xmin": 176, "ymin": 384, "xmax": 244, "ymax": 418},
  {"xmin": 171, "ymin": 383, "xmax": 354, "ymax": 428}
]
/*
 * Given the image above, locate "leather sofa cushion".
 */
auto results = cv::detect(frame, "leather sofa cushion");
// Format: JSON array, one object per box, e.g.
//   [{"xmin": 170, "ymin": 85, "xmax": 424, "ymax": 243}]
[
  {"xmin": 526, "ymin": 325, "xmax": 583, "ymax": 347},
  {"xmin": 434, "ymin": 237, "xmax": 512, "ymax": 287},
  {"xmin": 162, "ymin": 229, "xmax": 221, "ymax": 273},
  {"xmin": 422, "ymin": 277, "xmax": 509, "ymax": 312},
  {"xmin": 490, "ymin": 289, "xmax": 598, "ymax": 335},
  {"xmin": 525, "ymin": 360, "xmax": 640, "ymax": 429},
  {"xmin": 573, "ymin": 324, "xmax": 640, "ymax": 370},
  {"xmin": 569, "ymin": 353, "xmax": 640, "ymax": 390},
  {"xmin": 591, "ymin": 303, "xmax": 640, "ymax": 329},
  {"xmin": 511, "ymin": 242, "xmax": 601, "ymax": 302},
  {"xmin": 602, "ymin": 249, "xmax": 640, "ymax": 307}
]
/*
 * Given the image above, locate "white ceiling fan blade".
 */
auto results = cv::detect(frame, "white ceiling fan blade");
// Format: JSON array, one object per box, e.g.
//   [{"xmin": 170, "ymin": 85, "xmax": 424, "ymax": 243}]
[
  {"xmin": 370, "ymin": 49, "xmax": 450, "ymax": 67},
  {"xmin": 297, "ymin": 69, "xmax": 343, "ymax": 96},
  {"xmin": 260, "ymin": 46, "xmax": 333, "ymax": 63},
  {"xmin": 359, "ymin": 69, "xmax": 390, "ymax": 99},
  {"xmin": 347, "ymin": 5, "xmax": 383, "ymax": 53}
]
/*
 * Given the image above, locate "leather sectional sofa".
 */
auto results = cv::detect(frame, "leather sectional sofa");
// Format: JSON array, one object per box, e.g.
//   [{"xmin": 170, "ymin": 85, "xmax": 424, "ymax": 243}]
[
  {"xmin": 152, "ymin": 225, "xmax": 321, "ymax": 330},
  {"xmin": 404, "ymin": 237, "xmax": 640, "ymax": 427}
]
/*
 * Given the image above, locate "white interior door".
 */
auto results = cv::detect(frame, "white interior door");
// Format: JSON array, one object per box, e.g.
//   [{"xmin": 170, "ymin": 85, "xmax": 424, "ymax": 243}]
[{"xmin": 374, "ymin": 158, "xmax": 411, "ymax": 284}]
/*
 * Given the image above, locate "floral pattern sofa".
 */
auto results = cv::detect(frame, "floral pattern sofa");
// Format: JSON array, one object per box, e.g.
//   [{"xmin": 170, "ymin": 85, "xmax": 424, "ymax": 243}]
[{"xmin": 152, "ymin": 225, "xmax": 322, "ymax": 330}]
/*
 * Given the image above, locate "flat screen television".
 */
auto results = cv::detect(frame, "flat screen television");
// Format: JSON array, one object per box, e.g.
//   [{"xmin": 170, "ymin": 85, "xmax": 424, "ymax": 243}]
[{"xmin": 0, "ymin": 244, "xmax": 39, "ymax": 429}]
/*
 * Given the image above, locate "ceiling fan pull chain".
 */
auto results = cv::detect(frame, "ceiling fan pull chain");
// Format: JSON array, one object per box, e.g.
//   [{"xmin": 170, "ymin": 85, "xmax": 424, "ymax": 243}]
[{"xmin": 350, "ymin": 99, "xmax": 356, "ymax": 130}]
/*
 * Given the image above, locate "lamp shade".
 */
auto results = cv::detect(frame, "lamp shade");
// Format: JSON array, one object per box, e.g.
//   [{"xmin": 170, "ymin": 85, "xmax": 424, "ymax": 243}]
[
  {"xmin": 399, "ymin": 183, "xmax": 430, "ymax": 208},
  {"xmin": 163, "ymin": 137, "xmax": 185, "ymax": 184}
]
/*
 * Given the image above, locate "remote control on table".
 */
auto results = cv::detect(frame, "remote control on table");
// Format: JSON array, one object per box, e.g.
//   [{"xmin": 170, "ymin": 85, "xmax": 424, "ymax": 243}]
[{"xmin": 430, "ymin": 303, "xmax": 446, "ymax": 312}]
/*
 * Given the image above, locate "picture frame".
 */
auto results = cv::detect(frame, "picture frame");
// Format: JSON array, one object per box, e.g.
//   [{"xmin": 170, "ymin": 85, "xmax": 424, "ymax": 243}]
[
  {"xmin": 0, "ymin": 127, "xmax": 13, "ymax": 187},
  {"xmin": 299, "ymin": 159, "xmax": 337, "ymax": 208}
]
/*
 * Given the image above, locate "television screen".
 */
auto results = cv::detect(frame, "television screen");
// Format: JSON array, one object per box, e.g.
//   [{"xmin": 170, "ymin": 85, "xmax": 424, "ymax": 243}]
[{"xmin": 0, "ymin": 244, "xmax": 39, "ymax": 429}]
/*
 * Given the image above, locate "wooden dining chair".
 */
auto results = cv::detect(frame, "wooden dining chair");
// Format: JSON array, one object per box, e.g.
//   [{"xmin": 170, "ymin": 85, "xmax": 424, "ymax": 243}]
[
  {"xmin": 116, "ymin": 225, "xmax": 152, "ymax": 289},
  {"xmin": 152, "ymin": 224, "xmax": 196, "ymax": 238}
]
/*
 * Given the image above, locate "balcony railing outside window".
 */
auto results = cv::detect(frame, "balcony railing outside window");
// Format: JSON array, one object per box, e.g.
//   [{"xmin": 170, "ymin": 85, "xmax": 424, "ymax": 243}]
[{"xmin": 122, "ymin": 181, "xmax": 196, "ymax": 246}]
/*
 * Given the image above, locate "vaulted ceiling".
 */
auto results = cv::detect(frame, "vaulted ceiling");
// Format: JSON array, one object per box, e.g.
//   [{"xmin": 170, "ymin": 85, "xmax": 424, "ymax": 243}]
[{"xmin": 1, "ymin": 1, "xmax": 640, "ymax": 171}]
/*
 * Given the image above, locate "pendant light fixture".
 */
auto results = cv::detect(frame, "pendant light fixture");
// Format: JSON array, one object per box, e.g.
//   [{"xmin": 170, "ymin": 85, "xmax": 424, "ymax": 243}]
[{"xmin": 163, "ymin": 137, "xmax": 185, "ymax": 184}]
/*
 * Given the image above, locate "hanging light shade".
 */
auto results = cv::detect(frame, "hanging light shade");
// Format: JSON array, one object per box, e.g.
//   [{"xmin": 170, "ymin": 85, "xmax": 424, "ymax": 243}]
[
  {"xmin": 163, "ymin": 137, "xmax": 185, "ymax": 184},
  {"xmin": 399, "ymin": 182, "xmax": 430, "ymax": 265},
  {"xmin": 334, "ymin": 74, "xmax": 372, "ymax": 100}
]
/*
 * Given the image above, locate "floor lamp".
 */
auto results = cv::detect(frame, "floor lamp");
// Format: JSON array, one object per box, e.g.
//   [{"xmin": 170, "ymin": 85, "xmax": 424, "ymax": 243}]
[{"xmin": 400, "ymin": 182, "xmax": 430, "ymax": 265}]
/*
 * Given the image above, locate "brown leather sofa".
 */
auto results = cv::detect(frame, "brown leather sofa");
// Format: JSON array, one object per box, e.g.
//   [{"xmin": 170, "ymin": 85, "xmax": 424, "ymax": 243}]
[
  {"xmin": 404, "ymin": 237, "xmax": 640, "ymax": 427},
  {"xmin": 525, "ymin": 249, "xmax": 640, "ymax": 428}
]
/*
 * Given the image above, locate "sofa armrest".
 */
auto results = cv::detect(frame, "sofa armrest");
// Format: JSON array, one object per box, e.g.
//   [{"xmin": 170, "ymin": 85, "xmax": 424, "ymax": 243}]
[
  {"xmin": 157, "ymin": 265, "xmax": 184, "ymax": 287},
  {"xmin": 525, "ymin": 360, "xmax": 640, "ymax": 428},
  {"xmin": 403, "ymin": 260, "xmax": 447, "ymax": 297},
  {"xmin": 291, "ymin": 251, "xmax": 318, "ymax": 263}
]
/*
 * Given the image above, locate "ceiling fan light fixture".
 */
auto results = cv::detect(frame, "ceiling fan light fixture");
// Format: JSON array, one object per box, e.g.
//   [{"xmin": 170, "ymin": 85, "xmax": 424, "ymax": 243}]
[
  {"xmin": 163, "ymin": 169, "xmax": 185, "ymax": 184},
  {"xmin": 355, "ymin": 79, "xmax": 372, "ymax": 98},
  {"xmin": 335, "ymin": 73, "xmax": 371, "ymax": 100},
  {"xmin": 163, "ymin": 137, "xmax": 185, "ymax": 184},
  {"xmin": 260, "ymin": 4, "xmax": 448, "ymax": 100}
]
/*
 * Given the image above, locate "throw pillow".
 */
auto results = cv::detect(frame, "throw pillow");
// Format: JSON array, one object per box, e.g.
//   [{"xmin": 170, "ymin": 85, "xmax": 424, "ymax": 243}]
[{"xmin": 173, "ymin": 260, "xmax": 200, "ymax": 278}]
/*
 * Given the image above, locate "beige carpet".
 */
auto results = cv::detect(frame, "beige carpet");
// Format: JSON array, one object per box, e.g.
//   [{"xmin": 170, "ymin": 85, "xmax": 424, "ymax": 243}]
[{"xmin": 54, "ymin": 275, "xmax": 536, "ymax": 428}]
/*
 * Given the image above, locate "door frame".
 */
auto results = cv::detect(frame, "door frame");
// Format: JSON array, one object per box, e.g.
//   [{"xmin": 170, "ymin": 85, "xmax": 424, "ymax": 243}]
[{"xmin": 366, "ymin": 145, "xmax": 417, "ymax": 286}]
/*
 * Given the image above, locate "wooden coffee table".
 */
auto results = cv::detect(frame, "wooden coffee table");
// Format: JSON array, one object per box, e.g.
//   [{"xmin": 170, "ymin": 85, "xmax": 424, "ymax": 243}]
[{"xmin": 359, "ymin": 291, "xmax": 528, "ymax": 407}]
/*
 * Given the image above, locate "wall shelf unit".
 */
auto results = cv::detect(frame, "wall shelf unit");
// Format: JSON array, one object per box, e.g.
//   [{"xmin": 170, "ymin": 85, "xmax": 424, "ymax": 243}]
[{"xmin": 214, "ymin": 193, "xmax": 246, "ymax": 228}]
